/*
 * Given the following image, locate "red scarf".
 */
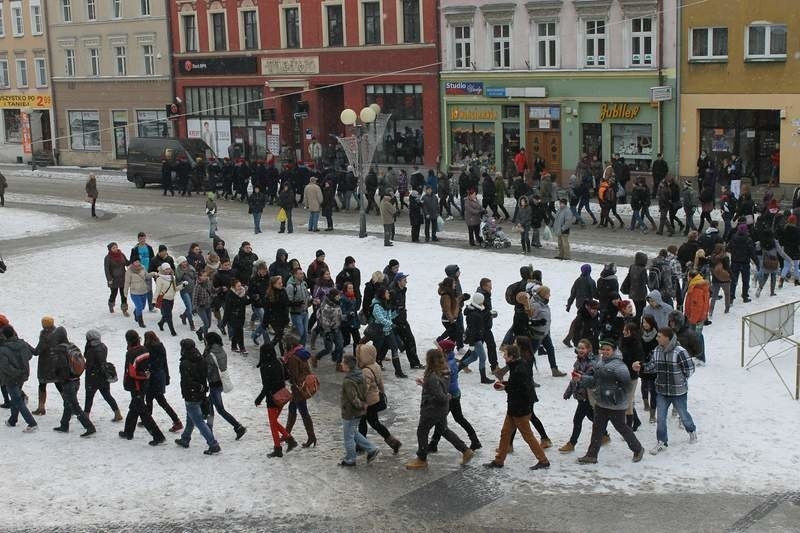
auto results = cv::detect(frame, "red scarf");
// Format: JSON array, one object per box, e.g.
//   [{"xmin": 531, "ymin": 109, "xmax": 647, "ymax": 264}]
[{"xmin": 108, "ymin": 249, "xmax": 126, "ymax": 265}]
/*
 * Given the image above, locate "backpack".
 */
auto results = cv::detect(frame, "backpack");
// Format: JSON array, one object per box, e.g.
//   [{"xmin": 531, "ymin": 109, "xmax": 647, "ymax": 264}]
[
  {"xmin": 763, "ymin": 250, "xmax": 779, "ymax": 270},
  {"xmin": 505, "ymin": 280, "xmax": 527, "ymax": 306},
  {"xmin": 59, "ymin": 342, "xmax": 86, "ymax": 378},
  {"xmin": 646, "ymin": 266, "xmax": 662, "ymax": 292}
]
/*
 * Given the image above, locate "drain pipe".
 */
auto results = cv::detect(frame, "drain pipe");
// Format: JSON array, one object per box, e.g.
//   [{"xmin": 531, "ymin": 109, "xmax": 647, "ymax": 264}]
[{"xmin": 674, "ymin": 0, "xmax": 682, "ymax": 180}]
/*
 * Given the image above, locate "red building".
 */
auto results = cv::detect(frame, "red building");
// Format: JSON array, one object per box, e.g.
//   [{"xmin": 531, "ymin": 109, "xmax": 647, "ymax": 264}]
[{"xmin": 169, "ymin": 0, "xmax": 440, "ymax": 167}]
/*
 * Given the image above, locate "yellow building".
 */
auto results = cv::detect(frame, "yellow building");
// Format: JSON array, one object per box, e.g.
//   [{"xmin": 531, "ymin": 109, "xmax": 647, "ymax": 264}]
[{"xmin": 679, "ymin": 0, "xmax": 799, "ymax": 186}]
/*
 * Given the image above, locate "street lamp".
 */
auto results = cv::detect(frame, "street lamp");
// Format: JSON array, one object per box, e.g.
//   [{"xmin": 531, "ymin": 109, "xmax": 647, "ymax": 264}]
[{"xmin": 338, "ymin": 104, "xmax": 389, "ymax": 238}]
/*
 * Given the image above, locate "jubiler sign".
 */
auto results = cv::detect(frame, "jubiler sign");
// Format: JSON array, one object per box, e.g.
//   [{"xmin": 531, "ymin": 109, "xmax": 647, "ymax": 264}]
[{"xmin": 599, "ymin": 104, "xmax": 640, "ymax": 121}]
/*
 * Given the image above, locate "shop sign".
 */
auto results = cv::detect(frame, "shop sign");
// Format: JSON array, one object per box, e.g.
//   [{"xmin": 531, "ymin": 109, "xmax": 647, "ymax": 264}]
[
  {"xmin": 262, "ymin": 56, "xmax": 319, "ymax": 75},
  {"xmin": 486, "ymin": 87, "xmax": 507, "ymax": 97},
  {"xmin": 450, "ymin": 107, "xmax": 498, "ymax": 121},
  {"xmin": 445, "ymin": 82, "xmax": 484, "ymax": 96},
  {"xmin": 179, "ymin": 57, "xmax": 259, "ymax": 75},
  {"xmin": 0, "ymin": 94, "xmax": 51, "ymax": 109},
  {"xmin": 20, "ymin": 112, "xmax": 32, "ymax": 154},
  {"xmin": 599, "ymin": 104, "xmax": 640, "ymax": 121}
]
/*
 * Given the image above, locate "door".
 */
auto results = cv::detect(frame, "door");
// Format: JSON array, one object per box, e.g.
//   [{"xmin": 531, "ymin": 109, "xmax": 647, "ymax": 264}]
[
  {"xmin": 112, "ymin": 111, "xmax": 128, "ymax": 159},
  {"xmin": 527, "ymin": 131, "xmax": 544, "ymax": 169},
  {"xmin": 544, "ymin": 131, "xmax": 561, "ymax": 182}
]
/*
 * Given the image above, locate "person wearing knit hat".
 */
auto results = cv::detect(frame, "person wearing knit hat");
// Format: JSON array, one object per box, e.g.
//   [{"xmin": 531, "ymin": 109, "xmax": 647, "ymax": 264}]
[
  {"xmin": 0, "ymin": 314, "xmax": 8, "ymax": 327},
  {"xmin": 32, "ymin": 318, "xmax": 69, "ymax": 418},
  {"xmin": 564, "ymin": 264, "xmax": 598, "ymax": 347},
  {"xmin": 175, "ymin": 255, "xmax": 197, "ymax": 332},
  {"xmin": 459, "ymin": 293, "xmax": 494, "ymax": 384},
  {"xmin": 120, "ymin": 329, "xmax": 167, "ymax": 445}
]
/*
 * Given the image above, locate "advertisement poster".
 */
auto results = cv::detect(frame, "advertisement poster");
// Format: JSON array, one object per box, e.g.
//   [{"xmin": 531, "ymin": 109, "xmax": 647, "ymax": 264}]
[
  {"xmin": 187, "ymin": 118, "xmax": 231, "ymax": 157},
  {"xmin": 20, "ymin": 112, "xmax": 32, "ymax": 154}
]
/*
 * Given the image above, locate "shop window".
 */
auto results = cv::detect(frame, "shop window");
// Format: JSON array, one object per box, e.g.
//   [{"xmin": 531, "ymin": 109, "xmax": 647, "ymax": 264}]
[
  {"xmin": 502, "ymin": 123, "xmax": 520, "ymax": 175},
  {"xmin": 0, "ymin": 60, "xmax": 9, "ymax": 88},
  {"xmin": 611, "ymin": 124, "xmax": 653, "ymax": 170},
  {"xmin": 325, "ymin": 4, "xmax": 344, "ymax": 47},
  {"xmin": 690, "ymin": 27, "xmax": 727, "ymax": 61},
  {"xmin": 453, "ymin": 25, "xmax": 472, "ymax": 69},
  {"xmin": 11, "ymin": 1, "xmax": 23, "ymax": 36},
  {"xmin": 211, "ymin": 13, "xmax": 227, "ymax": 51},
  {"xmin": 451, "ymin": 122, "xmax": 494, "ymax": 167},
  {"xmin": 242, "ymin": 10, "xmax": 258, "ymax": 50},
  {"xmin": 365, "ymin": 83, "xmax": 424, "ymax": 164},
  {"xmin": 3, "ymin": 109, "xmax": 21, "ymax": 142},
  {"xmin": 502, "ymin": 105, "xmax": 519, "ymax": 120},
  {"xmin": 182, "ymin": 14, "xmax": 198, "ymax": 52},
  {"xmin": 402, "ymin": 0, "xmax": 420, "ymax": 43},
  {"xmin": 68, "ymin": 110, "xmax": 101, "ymax": 151},
  {"xmin": 363, "ymin": 1, "xmax": 381, "ymax": 45},
  {"xmin": 584, "ymin": 20, "xmax": 606, "ymax": 67},
  {"xmin": 62, "ymin": 0, "xmax": 72, "ymax": 22},
  {"xmin": 630, "ymin": 17, "xmax": 654, "ymax": 67},
  {"xmin": 137, "ymin": 109, "xmax": 168, "ymax": 138},
  {"xmin": 283, "ymin": 7, "xmax": 300, "ymax": 49},
  {"xmin": 582, "ymin": 123, "xmax": 601, "ymax": 159},
  {"xmin": 746, "ymin": 24, "xmax": 786, "ymax": 61},
  {"xmin": 492, "ymin": 24, "xmax": 511, "ymax": 69},
  {"xmin": 536, "ymin": 22, "xmax": 558, "ymax": 68}
]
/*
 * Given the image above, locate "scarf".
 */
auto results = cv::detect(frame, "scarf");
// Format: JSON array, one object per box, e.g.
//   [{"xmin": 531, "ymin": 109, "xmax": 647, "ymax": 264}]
[{"xmin": 108, "ymin": 249, "xmax": 126, "ymax": 265}]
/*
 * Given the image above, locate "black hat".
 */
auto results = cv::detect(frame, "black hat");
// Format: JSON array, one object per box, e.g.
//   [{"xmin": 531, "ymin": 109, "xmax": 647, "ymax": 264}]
[
  {"xmin": 316, "ymin": 249, "xmax": 325, "ymax": 258},
  {"xmin": 445, "ymin": 264, "xmax": 460, "ymax": 277},
  {"xmin": 158, "ymin": 244, "xmax": 167, "ymax": 252},
  {"xmin": 599, "ymin": 338, "xmax": 617, "ymax": 349},
  {"xmin": 344, "ymin": 256, "xmax": 356, "ymax": 265}
]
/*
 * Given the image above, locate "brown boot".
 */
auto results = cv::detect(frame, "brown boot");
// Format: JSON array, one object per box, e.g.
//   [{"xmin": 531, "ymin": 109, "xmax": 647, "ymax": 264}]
[
  {"xmin": 551, "ymin": 367, "xmax": 567, "ymax": 377},
  {"xmin": 405, "ymin": 457, "xmax": 427, "ymax": 470},
  {"xmin": 112, "ymin": 409, "xmax": 123, "ymax": 422},
  {"xmin": 558, "ymin": 442, "xmax": 575, "ymax": 453},
  {"xmin": 300, "ymin": 414, "xmax": 316, "ymax": 448},
  {"xmin": 540, "ymin": 438, "xmax": 552, "ymax": 449},
  {"xmin": 32, "ymin": 389, "xmax": 46, "ymax": 416},
  {"xmin": 121, "ymin": 303, "xmax": 130, "ymax": 317},
  {"xmin": 283, "ymin": 410, "xmax": 297, "ymax": 441}
]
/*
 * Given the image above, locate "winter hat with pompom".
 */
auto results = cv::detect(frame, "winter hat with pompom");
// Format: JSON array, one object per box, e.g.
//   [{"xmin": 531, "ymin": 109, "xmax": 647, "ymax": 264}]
[{"xmin": 437, "ymin": 338, "xmax": 456, "ymax": 354}]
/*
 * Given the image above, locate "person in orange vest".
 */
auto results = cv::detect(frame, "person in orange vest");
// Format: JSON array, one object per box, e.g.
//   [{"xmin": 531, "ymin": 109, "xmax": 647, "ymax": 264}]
[{"xmin": 682, "ymin": 268, "xmax": 710, "ymax": 363}]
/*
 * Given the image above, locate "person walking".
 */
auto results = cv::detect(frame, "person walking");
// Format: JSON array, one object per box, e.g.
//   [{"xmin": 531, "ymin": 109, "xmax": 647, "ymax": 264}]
[
  {"xmin": 192, "ymin": 268, "xmax": 215, "ymax": 342},
  {"xmin": 339, "ymin": 355, "xmax": 379, "ymax": 466},
  {"xmin": 405, "ymin": 349, "xmax": 475, "ymax": 470},
  {"xmin": 648, "ymin": 327, "xmax": 698, "ymax": 454},
  {"xmin": 516, "ymin": 196, "xmax": 532, "ymax": 253},
  {"xmin": 119, "ymin": 330, "xmax": 166, "ymax": 445},
  {"xmin": 104, "ymin": 243, "xmax": 129, "ymax": 316},
  {"xmin": 85, "ymin": 174, "xmax": 99, "ymax": 218},
  {"xmin": 53, "ymin": 340, "xmax": 97, "ymax": 437},
  {"xmin": 286, "ymin": 267, "xmax": 311, "ymax": 345},
  {"xmin": 729, "ymin": 223, "xmax": 757, "ymax": 303},
  {"xmin": 124, "ymin": 259, "xmax": 150, "ymax": 328},
  {"xmin": 458, "ymin": 293, "xmax": 494, "ymax": 384},
  {"xmin": 247, "ymin": 186, "xmax": 267, "ymax": 234},
  {"xmin": 143, "ymin": 331, "xmax": 183, "ymax": 432},
  {"xmin": 283, "ymin": 332, "xmax": 317, "ymax": 448},
  {"xmin": 303, "ymin": 176, "xmax": 324, "ymax": 232},
  {"xmin": 221, "ymin": 279, "xmax": 251, "ymax": 355},
  {"xmin": 553, "ymin": 198, "xmax": 574, "ymax": 260},
  {"xmin": 557, "ymin": 339, "xmax": 596, "ymax": 452},
  {"xmin": 203, "ymin": 332, "xmax": 247, "ymax": 440},
  {"xmin": 83, "ymin": 330, "xmax": 122, "ymax": 422},
  {"xmin": 0, "ymin": 325, "xmax": 38, "ymax": 432},
  {"xmin": 175, "ymin": 257, "xmax": 197, "ymax": 332},
  {"xmin": 484, "ymin": 344, "xmax": 551, "ymax": 470},
  {"xmin": 355, "ymin": 343, "xmax": 402, "ymax": 453},
  {"xmin": 205, "ymin": 192, "xmax": 218, "ymax": 239},
  {"xmin": 174, "ymin": 338, "xmax": 220, "ymax": 455},
  {"xmin": 575, "ymin": 338, "xmax": 644, "ymax": 464},
  {"xmin": 154, "ymin": 263, "xmax": 178, "ymax": 337},
  {"xmin": 255, "ymin": 341, "xmax": 297, "ymax": 457},
  {"xmin": 31, "ymin": 316, "xmax": 68, "ymax": 416},
  {"xmin": 464, "ymin": 189, "xmax": 483, "ymax": 246}
]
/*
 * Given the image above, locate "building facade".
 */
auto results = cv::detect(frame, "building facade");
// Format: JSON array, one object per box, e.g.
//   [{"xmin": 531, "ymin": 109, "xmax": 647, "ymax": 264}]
[
  {"xmin": 46, "ymin": 0, "xmax": 173, "ymax": 166},
  {"xmin": 169, "ymin": 0, "xmax": 440, "ymax": 167},
  {"xmin": 679, "ymin": 0, "xmax": 798, "ymax": 185},
  {"xmin": 0, "ymin": 0, "xmax": 54, "ymax": 163},
  {"xmin": 439, "ymin": 0, "xmax": 678, "ymax": 184}
]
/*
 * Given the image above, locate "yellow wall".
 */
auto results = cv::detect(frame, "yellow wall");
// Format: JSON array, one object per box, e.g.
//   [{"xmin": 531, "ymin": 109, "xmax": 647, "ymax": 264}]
[
  {"xmin": 679, "ymin": 94, "xmax": 800, "ymax": 183},
  {"xmin": 681, "ymin": 0, "xmax": 800, "ymax": 93}
]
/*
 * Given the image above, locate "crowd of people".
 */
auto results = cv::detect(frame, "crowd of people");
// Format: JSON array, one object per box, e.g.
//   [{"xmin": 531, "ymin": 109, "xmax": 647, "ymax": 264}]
[{"xmin": 1, "ymin": 226, "xmax": 720, "ymax": 469}]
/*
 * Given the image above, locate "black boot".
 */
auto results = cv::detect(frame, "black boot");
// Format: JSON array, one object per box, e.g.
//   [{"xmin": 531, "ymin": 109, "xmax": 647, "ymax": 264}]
[
  {"xmin": 268, "ymin": 446, "xmax": 283, "ymax": 458},
  {"xmin": 392, "ymin": 358, "xmax": 407, "ymax": 378},
  {"xmin": 479, "ymin": 367, "xmax": 494, "ymax": 384},
  {"xmin": 136, "ymin": 316, "xmax": 146, "ymax": 328},
  {"xmin": 632, "ymin": 409, "xmax": 642, "ymax": 432},
  {"xmin": 300, "ymin": 415, "xmax": 316, "ymax": 448}
]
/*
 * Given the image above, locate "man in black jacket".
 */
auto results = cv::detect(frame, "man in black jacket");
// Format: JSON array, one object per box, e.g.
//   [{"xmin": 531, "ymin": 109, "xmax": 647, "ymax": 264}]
[
  {"xmin": 269, "ymin": 248, "xmax": 291, "ymax": 284},
  {"xmin": 175, "ymin": 338, "xmax": 219, "ymax": 455},
  {"xmin": 232, "ymin": 241, "xmax": 258, "ymax": 284},
  {"xmin": 729, "ymin": 223, "xmax": 758, "ymax": 302},
  {"xmin": 390, "ymin": 273, "xmax": 422, "ymax": 369},
  {"xmin": 52, "ymin": 339, "xmax": 96, "ymax": 438},
  {"xmin": 335, "ymin": 256, "xmax": 362, "ymax": 308},
  {"xmin": 149, "ymin": 244, "xmax": 175, "ymax": 275},
  {"xmin": 120, "ymin": 329, "xmax": 165, "ymax": 445},
  {"xmin": 651, "ymin": 153, "xmax": 668, "ymax": 199},
  {"xmin": 477, "ymin": 278, "xmax": 500, "ymax": 371}
]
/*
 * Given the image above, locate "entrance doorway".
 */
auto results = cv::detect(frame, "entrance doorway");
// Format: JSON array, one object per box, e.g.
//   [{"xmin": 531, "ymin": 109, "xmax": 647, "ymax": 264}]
[
  {"xmin": 112, "ymin": 111, "xmax": 128, "ymax": 159},
  {"xmin": 527, "ymin": 130, "xmax": 561, "ymax": 182}
]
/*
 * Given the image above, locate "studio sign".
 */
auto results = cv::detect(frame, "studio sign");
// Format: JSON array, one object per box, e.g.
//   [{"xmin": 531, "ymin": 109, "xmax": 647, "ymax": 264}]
[{"xmin": 599, "ymin": 104, "xmax": 640, "ymax": 121}]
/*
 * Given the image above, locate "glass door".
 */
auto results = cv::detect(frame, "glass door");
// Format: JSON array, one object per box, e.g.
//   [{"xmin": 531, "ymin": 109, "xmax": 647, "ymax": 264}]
[{"xmin": 112, "ymin": 110, "xmax": 128, "ymax": 159}]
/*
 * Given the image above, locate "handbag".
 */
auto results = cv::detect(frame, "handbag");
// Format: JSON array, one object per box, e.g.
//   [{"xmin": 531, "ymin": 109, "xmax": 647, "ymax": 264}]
[
  {"xmin": 209, "ymin": 350, "xmax": 234, "ymax": 393},
  {"xmin": 437, "ymin": 215, "xmax": 445, "ymax": 232},
  {"xmin": 542, "ymin": 224, "xmax": 553, "ymax": 241},
  {"xmin": 103, "ymin": 362, "xmax": 118, "ymax": 383},
  {"xmin": 712, "ymin": 259, "xmax": 731, "ymax": 282},
  {"xmin": 366, "ymin": 367, "xmax": 387, "ymax": 412},
  {"xmin": 277, "ymin": 208, "xmax": 288, "ymax": 222},
  {"xmin": 154, "ymin": 294, "xmax": 164, "ymax": 309},
  {"xmin": 271, "ymin": 387, "xmax": 291, "ymax": 408}
]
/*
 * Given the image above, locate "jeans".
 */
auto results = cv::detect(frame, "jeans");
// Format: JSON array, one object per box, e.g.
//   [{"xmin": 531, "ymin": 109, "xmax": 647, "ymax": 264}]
[
  {"xmin": 586, "ymin": 406, "xmax": 642, "ymax": 458},
  {"xmin": 56, "ymin": 381, "xmax": 94, "ymax": 431},
  {"xmin": 196, "ymin": 307, "xmax": 212, "ymax": 335},
  {"xmin": 343, "ymin": 417, "xmax": 377, "ymax": 463},
  {"xmin": 709, "ymin": 281, "xmax": 731, "ymax": 314},
  {"xmin": 291, "ymin": 312, "xmax": 309, "ymax": 345},
  {"xmin": 383, "ymin": 224, "xmax": 393, "ymax": 246},
  {"xmin": 577, "ymin": 197, "xmax": 597, "ymax": 222},
  {"xmin": 181, "ymin": 400, "xmax": 217, "ymax": 447},
  {"xmin": 208, "ymin": 215, "xmax": 218, "ymax": 238},
  {"xmin": 684, "ymin": 207, "xmax": 696, "ymax": 233},
  {"xmin": 424, "ymin": 217, "xmax": 437, "ymax": 241},
  {"xmin": 131, "ymin": 293, "xmax": 147, "ymax": 321},
  {"xmin": 656, "ymin": 393, "xmax": 696, "ymax": 444},
  {"xmin": 530, "ymin": 335, "xmax": 558, "ymax": 369},
  {"xmin": 308, "ymin": 211, "xmax": 320, "ymax": 231},
  {"xmin": 279, "ymin": 210, "xmax": 294, "ymax": 233},
  {"xmin": 84, "ymin": 381, "xmax": 119, "ymax": 414},
  {"xmin": 461, "ymin": 341, "xmax": 487, "ymax": 370},
  {"xmin": 520, "ymin": 226, "xmax": 531, "ymax": 252},
  {"xmin": 781, "ymin": 259, "xmax": 799, "ymax": 280},
  {"xmin": 570, "ymin": 205, "xmax": 584, "ymax": 225},
  {"xmin": 180, "ymin": 291, "xmax": 193, "ymax": 321},
  {"xmin": 7, "ymin": 384, "xmax": 36, "ymax": 427},
  {"xmin": 430, "ymin": 395, "xmax": 477, "ymax": 445},
  {"xmin": 253, "ymin": 211, "xmax": 263, "ymax": 233},
  {"xmin": 731, "ymin": 262, "xmax": 751, "ymax": 299},
  {"xmin": 158, "ymin": 299, "xmax": 175, "ymax": 333},
  {"xmin": 317, "ymin": 329, "xmax": 344, "ymax": 363},
  {"xmin": 207, "ymin": 385, "xmax": 241, "ymax": 430}
]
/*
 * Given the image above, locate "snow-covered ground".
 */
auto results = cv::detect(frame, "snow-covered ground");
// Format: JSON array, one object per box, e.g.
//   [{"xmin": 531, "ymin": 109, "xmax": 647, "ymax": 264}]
[
  {"xmin": 5, "ymin": 193, "xmax": 156, "ymax": 214},
  {"xmin": 0, "ymin": 206, "xmax": 82, "ymax": 239},
  {"xmin": 1, "ymin": 229, "xmax": 799, "ymax": 529},
  {"xmin": 2, "ymin": 166, "xmax": 127, "ymax": 184}
]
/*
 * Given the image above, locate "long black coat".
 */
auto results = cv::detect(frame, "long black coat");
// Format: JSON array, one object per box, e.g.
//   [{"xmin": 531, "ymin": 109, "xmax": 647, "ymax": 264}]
[
  {"xmin": 146, "ymin": 342, "xmax": 170, "ymax": 395},
  {"xmin": 84, "ymin": 339, "xmax": 109, "ymax": 388},
  {"xmin": 256, "ymin": 351, "xmax": 286, "ymax": 408},
  {"xmin": 179, "ymin": 340, "xmax": 208, "ymax": 403},
  {"xmin": 35, "ymin": 326, "xmax": 68, "ymax": 382},
  {"xmin": 504, "ymin": 359, "xmax": 534, "ymax": 417}
]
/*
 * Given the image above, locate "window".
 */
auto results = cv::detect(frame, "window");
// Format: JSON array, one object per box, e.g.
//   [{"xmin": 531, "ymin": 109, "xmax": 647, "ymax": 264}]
[
  {"xmin": 11, "ymin": 2, "xmax": 23, "ymax": 36},
  {"xmin": 325, "ymin": 4, "xmax": 343, "ymax": 47},
  {"xmin": 584, "ymin": 20, "xmax": 606, "ymax": 67},
  {"xmin": 402, "ymin": 0, "xmax": 420, "ymax": 43},
  {"xmin": 111, "ymin": 0, "xmax": 122, "ymax": 19},
  {"xmin": 283, "ymin": 7, "xmax": 300, "ymax": 48},
  {"xmin": 689, "ymin": 27, "xmax": 727, "ymax": 60},
  {"xmin": 62, "ymin": 0, "xmax": 72, "ymax": 22},
  {"xmin": 211, "ymin": 13, "xmax": 226, "ymax": 51},
  {"xmin": 69, "ymin": 110, "xmax": 101, "ymax": 150},
  {"xmin": 536, "ymin": 22, "xmax": 558, "ymax": 68},
  {"xmin": 87, "ymin": 0, "xmax": 96, "ymax": 20},
  {"xmin": 34, "ymin": 57, "xmax": 46, "ymax": 86},
  {"xmin": 4, "ymin": 109, "xmax": 21, "ymax": 142},
  {"xmin": 140, "ymin": 0, "xmax": 150, "ymax": 16},
  {"xmin": 363, "ymin": 1, "xmax": 381, "ymax": 45},
  {"xmin": 364, "ymin": 84, "xmax": 424, "ymax": 164},
  {"xmin": 143, "ymin": 44, "xmax": 154, "ymax": 75},
  {"xmin": 453, "ymin": 25, "xmax": 471, "ymax": 69},
  {"xmin": 0, "ymin": 5, "xmax": 4, "ymax": 37},
  {"xmin": 492, "ymin": 24, "xmax": 511, "ymax": 69},
  {"xmin": 115, "ymin": 46, "xmax": 126, "ymax": 75},
  {"xmin": 242, "ymin": 10, "xmax": 258, "ymax": 50},
  {"xmin": 65, "ymin": 49, "xmax": 76, "ymax": 76},
  {"xmin": 88, "ymin": 48, "xmax": 100, "ymax": 76},
  {"xmin": 30, "ymin": 1, "xmax": 43, "ymax": 34},
  {"xmin": 136, "ymin": 109, "xmax": 168, "ymax": 137},
  {"xmin": 182, "ymin": 14, "xmax": 197, "ymax": 52},
  {"xmin": 15, "ymin": 59, "xmax": 27, "ymax": 87},
  {"xmin": 630, "ymin": 17, "xmax": 654, "ymax": 66},
  {"xmin": 747, "ymin": 24, "xmax": 787, "ymax": 60},
  {"xmin": 0, "ymin": 60, "xmax": 9, "ymax": 87},
  {"xmin": 611, "ymin": 124, "xmax": 653, "ymax": 170}
]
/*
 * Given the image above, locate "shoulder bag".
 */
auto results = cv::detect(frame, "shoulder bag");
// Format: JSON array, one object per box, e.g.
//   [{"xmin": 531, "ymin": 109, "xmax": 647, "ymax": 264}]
[{"xmin": 210, "ymin": 350, "xmax": 234, "ymax": 393}]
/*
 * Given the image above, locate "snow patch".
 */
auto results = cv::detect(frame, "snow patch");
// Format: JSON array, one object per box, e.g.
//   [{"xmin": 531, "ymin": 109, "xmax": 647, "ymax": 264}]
[{"xmin": 0, "ymin": 206, "xmax": 82, "ymax": 239}]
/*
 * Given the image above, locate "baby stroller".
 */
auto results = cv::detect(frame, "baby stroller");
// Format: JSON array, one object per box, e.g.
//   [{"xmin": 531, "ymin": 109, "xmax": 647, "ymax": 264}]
[{"xmin": 480, "ymin": 214, "xmax": 512, "ymax": 249}]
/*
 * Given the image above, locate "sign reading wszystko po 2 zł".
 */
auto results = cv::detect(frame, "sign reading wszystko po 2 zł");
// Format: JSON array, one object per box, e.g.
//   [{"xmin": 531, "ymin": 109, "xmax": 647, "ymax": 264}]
[{"xmin": 0, "ymin": 94, "xmax": 52, "ymax": 108}]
